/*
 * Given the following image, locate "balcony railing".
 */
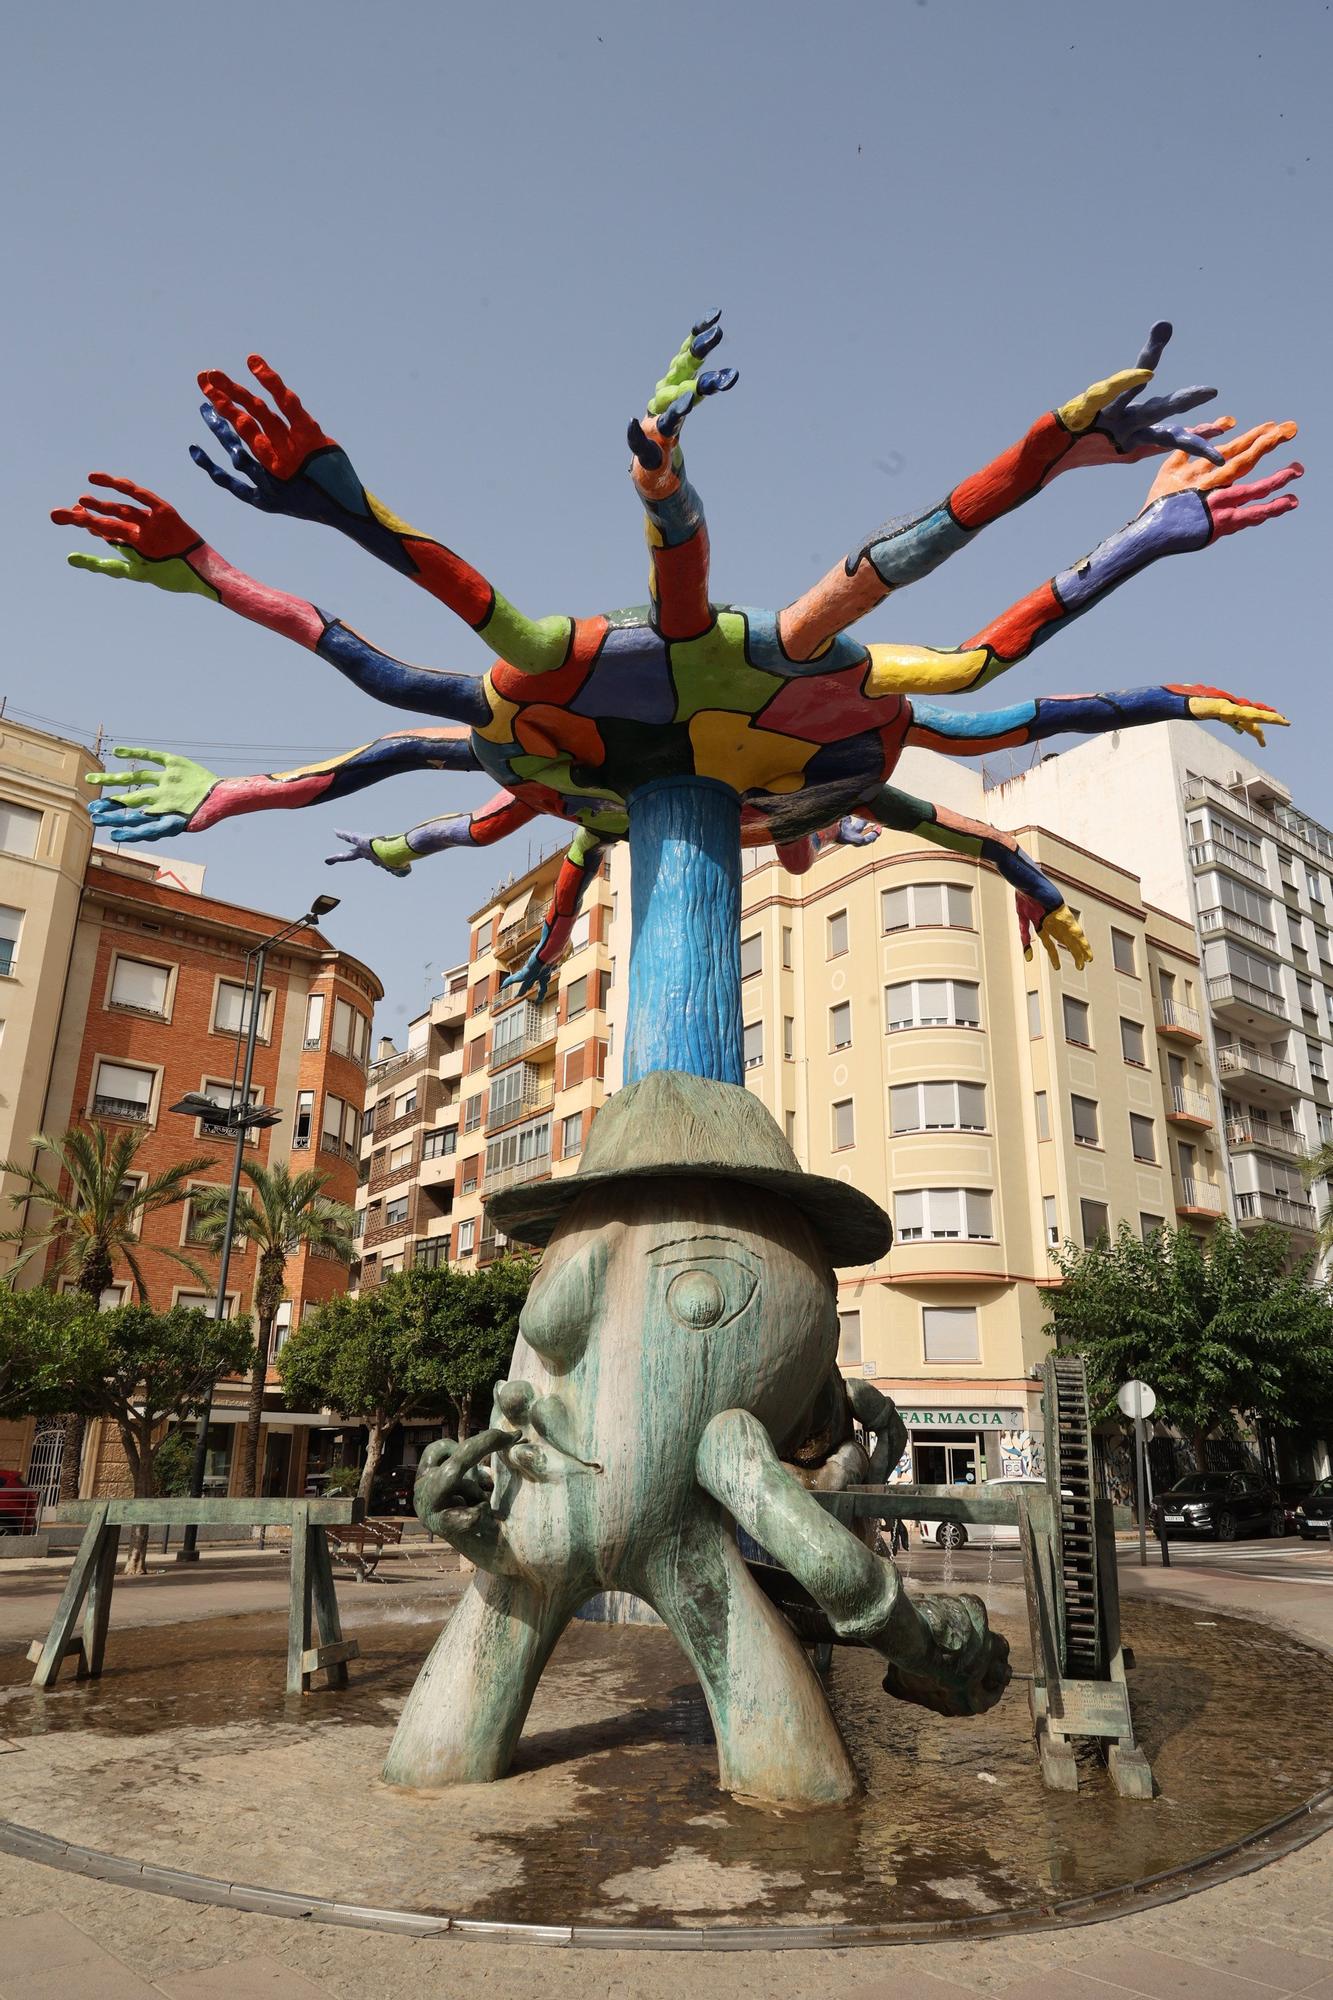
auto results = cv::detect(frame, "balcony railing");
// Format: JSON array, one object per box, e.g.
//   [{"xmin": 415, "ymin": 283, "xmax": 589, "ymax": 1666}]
[
  {"xmin": 1226, "ymin": 1119, "xmax": 1302, "ymax": 1159},
  {"xmin": 1183, "ymin": 771, "xmax": 1333, "ymax": 870},
  {"xmin": 484, "ymin": 1154, "xmax": 552, "ymax": 1195},
  {"xmin": 494, "ymin": 912, "xmax": 543, "ymax": 962},
  {"xmin": 1189, "ymin": 838, "xmax": 1268, "ymax": 888},
  {"xmin": 489, "ymin": 1000, "xmax": 558, "ymax": 1067},
  {"xmin": 1167, "ymin": 1086, "xmax": 1213, "ymax": 1124},
  {"xmin": 1208, "ymin": 973, "xmax": 1288, "ymax": 1021},
  {"xmin": 1155, "ymin": 999, "xmax": 1202, "ymax": 1038},
  {"xmin": 1197, "ymin": 906, "xmax": 1279, "ymax": 954},
  {"xmin": 1177, "ymin": 1178, "xmax": 1224, "ymax": 1215},
  {"xmin": 1234, "ymin": 1189, "xmax": 1317, "ymax": 1231},
  {"xmin": 1215, "ymin": 1043, "xmax": 1299, "ymax": 1091},
  {"xmin": 485, "ymin": 1075, "xmax": 555, "ymax": 1134},
  {"xmin": 92, "ymin": 1094, "xmax": 150, "ymax": 1123},
  {"xmin": 369, "ymin": 1044, "xmax": 430, "ymax": 1086}
]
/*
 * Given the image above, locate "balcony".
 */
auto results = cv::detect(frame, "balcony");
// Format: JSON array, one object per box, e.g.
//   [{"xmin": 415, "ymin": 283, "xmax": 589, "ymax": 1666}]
[
  {"xmin": 1234, "ymin": 1189, "xmax": 1317, "ymax": 1233},
  {"xmin": 484, "ymin": 1154, "xmax": 552, "ymax": 1195},
  {"xmin": 418, "ymin": 1148, "xmax": 457, "ymax": 1190},
  {"xmin": 1183, "ymin": 771, "xmax": 1333, "ymax": 871},
  {"xmin": 1215, "ymin": 1043, "xmax": 1300, "ymax": 1102},
  {"xmin": 1155, "ymin": 999, "xmax": 1203, "ymax": 1041},
  {"xmin": 494, "ymin": 910, "xmax": 543, "ymax": 964},
  {"xmin": 489, "ymin": 1000, "xmax": 558, "ymax": 1069},
  {"xmin": 1207, "ymin": 972, "xmax": 1289, "ymax": 1032},
  {"xmin": 1166, "ymin": 1086, "xmax": 1213, "ymax": 1128},
  {"xmin": 1189, "ymin": 838, "xmax": 1268, "ymax": 889},
  {"xmin": 364, "ymin": 1210, "xmax": 413, "ymax": 1250},
  {"xmin": 439, "ymin": 1045, "xmax": 464, "ymax": 1085},
  {"xmin": 1197, "ymin": 905, "xmax": 1280, "ymax": 956},
  {"xmin": 1226, "ymin": 1118, "xmax": 1302, "ymax": 1160},
  {"xmin": 1176, "ymin": 1178, "xmax": 1224, "ymax": 1217},
  {"xmin": 368, "ymin": 1156, "xmax": 417, "ymax": 1195},
  {"xmin": 485, "ymin": 1073, "xmax": 555, "ymax": 1135},
  {"xmin": 369, "ymin": 1044, "xmax": 430, "ymax": 1088}
]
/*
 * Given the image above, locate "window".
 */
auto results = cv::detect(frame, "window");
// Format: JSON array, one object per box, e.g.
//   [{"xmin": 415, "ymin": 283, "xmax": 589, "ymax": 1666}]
[
  {"xmin": 175, "ymin": 1290, "xmax": 236, "ymax": 1318},
  {"xmin": 485, "ymin": 1116, "xmax": 551, "ymax": 1178},
  {"xmin": 343, "ymin": 1102, "xmax": 359, "ymax": 1154},
  {"xmin": 475, "ymin": 918, "xmax": 493, "ymax": 956},
  {"xmin": 389, "ymin": 1140, "xmax": 413, "ymax": 1171},
  {"xmin": 385, "ymin": 1195, "xmax": 409, "ymax": 1229},
  {"xmin": 1316, "ymin": 927, "xmax": 1332, "ymax": 965},
  {"xmin": 561, "ymin": 1111, "xmax": 584, "ymax": 1158},
  {"xmin": 1308, "ymin": 1040, "xmax": 1327, "ymax": 1084},
  {"xmin": 560, "ymin": 1046, "xmax": 585, "ymax": 1092},
  {"xmin": 109, "ymin": 956, "xmax": 171, "ymax": 1017},
  {"xmin": 183, "ymin": 1186, "xmax": 221, "ymax": 1247},
  {"xmin": 743, "ymin": 1019, "xmax": 764, "ymax": 1070},
  {"xmin": 1043, "ymin": 1196, "xmax": 1059, "ymax": 1246},
  {"xmin": 1130, "ymin": 1114, "xmax": 1157, "ymax": 1163},
  {"xmin": 837, "ymin": 1309, "xmax": 862, "ymax": 1367},
  {"xmin": 303, "ymin": 992, "xmax": 325, "ymax": 1047},
  {"xmin": 416, "ymin": 1237, "xmax": 450, "ymax": 1269},
  {"xmin": 465, "ymin": 1034, "xmax": 489, "ymax": 1076},
  {"xmin": 488, "ymin": 1066, "xmax": 526, "ymax": 1123},
  {"xmin": 1027, "ymin": 990, "xmax": 1042, "ymax": 1039},
  {"xmin": 1140, "ymin": 1213, "xmax": 1165, "ymax": 1241},
  {"xmin": 832, "ymin": 1098, "xmax": 855, "ymax": 1150},
  {"xmin": 1071, "ymin": 1095, "xmax": 1100, "ymax": 1147},
  {"xmin": 460, "ymin": 1157, "xmax": 479, "ymax": 1194},
  {"xmin": 0, "ymin": 801, "xmax": 40, "ymax": 858},
  {"xmin": 361, "ymin": 1104, "xmax": 375, "ymax": 1138},
  {"xmin": 471, "ymin": 981, "xmax": 489, "ymax": 1016},
  {"xmin": 881, "ymin": 882, "xmax": 973, "ymax": 932},
  {"xmin": 92, "ymin": 1059, "xmax": 154, "ymax": 1122},
  {"xmin": 923, "ymin": 1306, "xmax": 979, "ymax": 1364},
  {"xmin": 781, "ymin": 926, "xmax": 793, "ymax": 970},
  {"xmin": 827, "ymin": 910, "xmax": 849, "ymax": 958},
  {"xmin": 1080, "ymin": 1199, "xmax": 1111, "ymax": 1246},
  {"xmin": 1062, "ymin": 995, "xmax": 1091, "ymax": 1046},
  {"xmin": 568, "ymin": 910, "xmax": 592, "ymax": 955},
  {"xmin": 272, "ymin": 1300, "xmax": 294, "ymax": 1358},
  {"xmin": 1120, "ymin": 1017, "xmax": 1146, "ymax": 1066},
  {"xmin": 456, "ymin": 1218, "xmax": 476, "ymax": 1255},
  {"xmin": 783, "ymin": 1016, "xmax": 794, "ymax": 1060},
  {"xmin": 332, "ymin": 997, "xmax": 356, "ymax": 1055},
  {"xmin": 895, "ymin": 1187, "xmax": 993, "ymax": 1242},
  {"xmin": 0, "ymin": 904, "xmax": 24, "ymax": 977},
  {"xmin": 784, "ymin": 1109, "xmax": 797, "ymax": 1146},
  {"xmin": 423, "ymin": 1127, "xmax": 457, "ymax": 1160},
  {"xmin": 395, "ymin": 1087, "xmax": 417, "ymax": 1119},
  {"xmin": 566, "ymin": 975, "xmax": 589, "ymax": 1021},
  {"xmin": 740, "ymin": 933, "xmax": 763, "ymax": 980},
  {"xmin": 213, "ymin": 979, "xmax": 272, "ymax": 1040},
  {"xmin": 1299, "ymin": 976, "xmax": 1316, "ymax": 1016},
  {"xmin": 1309, "ymin": 871, "xmax": 1326, "ymax": 905},
  {"xmin": 885, "ymin": 980, "xmax": 981, "ymax": 1031},
  {"xmin": 891, "ymin": 1081, "xmax": 986, "ymax": 1133},
  {"xmin": 321, "ymin": 1094, "xmax": 344, "ymax": 1153},
  {"xmin": 293, "ymin": 1090, "xmax": 314, "ymax": 1148},
  {"xmin": 1111, "ymin": 928, "xmax": 1136, "ymax": 975},
  {"xmin": 830, "ymin": 1001, "xmax": 852, "ymax": 1051}
]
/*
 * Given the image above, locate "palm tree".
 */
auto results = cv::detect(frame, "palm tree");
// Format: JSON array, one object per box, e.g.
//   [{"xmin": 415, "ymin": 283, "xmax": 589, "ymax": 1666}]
[
  {"xmin": 0, "ymin": 1123, "xmax": 217, "ymax": 1497},
  {"xmin": 192, "ymin": 1160, "xmax": 355, "ymax": 1497},
  {"xmin": 1301, "ymin": 1140, "xmax": 1333, "ymax": 1253}
]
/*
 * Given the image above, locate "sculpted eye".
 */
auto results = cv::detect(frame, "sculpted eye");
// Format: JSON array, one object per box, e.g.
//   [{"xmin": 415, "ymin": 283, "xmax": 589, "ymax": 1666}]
[{"xmin": 665, "ymin": 1260, "xmax": 757, "ymax": 1332}]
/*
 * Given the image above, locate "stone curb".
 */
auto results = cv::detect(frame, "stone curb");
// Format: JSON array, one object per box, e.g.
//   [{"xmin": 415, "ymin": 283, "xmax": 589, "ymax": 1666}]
[{"xmin": 2, "ymin": 1790, "xmax": 1331, "ymax": 1951}]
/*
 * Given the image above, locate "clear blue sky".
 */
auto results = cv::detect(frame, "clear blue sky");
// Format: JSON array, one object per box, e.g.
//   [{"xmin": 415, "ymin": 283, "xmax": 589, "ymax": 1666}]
[{"xmin": 4, "ymin": 1, "xmax": 1326, "ymax": 1031}]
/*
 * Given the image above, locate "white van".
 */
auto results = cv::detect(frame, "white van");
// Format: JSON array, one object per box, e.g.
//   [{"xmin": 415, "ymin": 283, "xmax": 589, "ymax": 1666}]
[{"xmin": 917, "ymin": 1474, "xmax": 1047, "ymax": 1549}]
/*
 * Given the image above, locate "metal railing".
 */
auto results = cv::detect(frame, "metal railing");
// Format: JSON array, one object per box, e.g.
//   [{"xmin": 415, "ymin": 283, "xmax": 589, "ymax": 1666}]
[
  {"xmin": 484, "ymin": 1153, "xmax": 552, "ymax": 1194},
  {"xmin": 91, "ymin": 1094, "xmax": 150, "ymax": 1123},
  {"xmin": 1197, "ymin": 905, "xmax": 1279, "ymax": 954},
  {"xmin": 1189, "ymin": 838, "xmax": 1268, "ymax": 888},
  {"xmin": 485, "ymin": 1074, "xmax": 555, "ymax": 1134},
  {"xmin": 1168, "ymin": 1086, "xmax": 1213, "ymax": 1123},
  {"xmin": 1207, "ymin": 973, "xmax": 1288, "ymax": 1020},
  {"xmin": 1226, "ymin": 1119, "xmax": 1302, "ymax": 1158},
  {"xmin": 1234, "ymin": 1188, "xmax": 1317, "ymax": 1231},
  {"xmin": 1183, "ymin": 771, "xmax": 1333, "ymax": 869},
  {"xmin": 1154, "ymin": 998, "xmax": 1202, "ymax": 1037},
  {"xmin": 1177, "ymin": 1178, "xmax": 1224, "ymax": 1214},
  {"xmin": 1215, "ymin": 1043, "xmax": 1298, "ymax": 1090}
]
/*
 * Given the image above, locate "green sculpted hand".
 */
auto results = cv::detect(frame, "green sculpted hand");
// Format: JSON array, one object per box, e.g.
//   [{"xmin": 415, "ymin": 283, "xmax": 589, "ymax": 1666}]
[
  {"xmin": 67, "ymin": 542, "xmax": 216, "ymax": 598},
  {"xmin": 87, "ymin": 747, "xmax": 219, "ymax": 842}
]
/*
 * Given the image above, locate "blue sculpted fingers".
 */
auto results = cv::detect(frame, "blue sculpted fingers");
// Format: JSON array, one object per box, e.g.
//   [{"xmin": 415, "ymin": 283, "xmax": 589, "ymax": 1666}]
[
  {"xmin": 89, "ymin": 801, "xmax": 188, "ymax": 843},
  {"xmin": 190, "ymin": 405, "xmax": 272, "ymax": 506},
  {"xmin": 691, "ymin": 320, "xmax": 724, "ymax": 360},
  {"xmin": 1132, "ymin": 320, "xmax": 1174, "ymax": 374},
  {"xmin": 500, "ymin": 950, "xmax": 553, "ymax": 1000},
  {"xmin": 691, "ymin": 310, "xmax": 723, "ymax": 338},
  {"xmin": 1099, "ymin": 329, "xmax": 1224, "ymax": 465},
  {"xmin": 627, "ymin": 417, "xmax": 663, "ymax": 470}
]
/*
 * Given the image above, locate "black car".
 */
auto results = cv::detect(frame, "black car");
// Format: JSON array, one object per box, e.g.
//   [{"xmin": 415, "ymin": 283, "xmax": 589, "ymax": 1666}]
[
  {"xmin": 1297, "ymin": 1479, "xmax": 1333, "ymax": 1540},
  {"xmin": 1151, "ymin": 1469, "xmax": 1283, "ymax": 1541},
  {"xmin": 369, "ymin": 1463, "xmax": 418, "ymax": 1517},
  {"xmin": 1279, "ymin": 1479, "xmax": 1318, "ymax": 1535}
]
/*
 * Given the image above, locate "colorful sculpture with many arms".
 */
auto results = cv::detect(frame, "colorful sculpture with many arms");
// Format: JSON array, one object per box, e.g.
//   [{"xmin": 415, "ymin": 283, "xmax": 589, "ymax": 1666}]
[
  {"xmin": 54, "ymin": 320, "xmax": 1301, "ymax": 1805},
  {"xmin": 57, "ymin": 317, "xmax": 1298, "ymax": 993}
]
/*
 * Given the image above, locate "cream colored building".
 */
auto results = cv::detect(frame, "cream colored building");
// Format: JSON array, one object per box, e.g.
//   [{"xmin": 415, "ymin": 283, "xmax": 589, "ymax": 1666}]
[
  {"xmin": 0, "ymin": 719, "xmax": 101, "ymax": 1285},
  {"xmin": 604, "ymin": 747, "xmax": 1217, "ymax": 1484}
]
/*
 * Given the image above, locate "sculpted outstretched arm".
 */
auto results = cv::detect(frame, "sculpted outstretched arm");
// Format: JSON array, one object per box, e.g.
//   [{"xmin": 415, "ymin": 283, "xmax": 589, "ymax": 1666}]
[
  {"xmin": 194, "ymin": 356, "xmax": 574, "ymax": 675},
  {"xmin": 326, "ymin": 790, "xmax": 537, "ymax": 877},
  {"xmin": 500, "ymin": 826, "xmax": 613, "ymax": 1001},
  {"xmin": 625, "ymin": 315, "xmax": 738, "ymax": 641}
]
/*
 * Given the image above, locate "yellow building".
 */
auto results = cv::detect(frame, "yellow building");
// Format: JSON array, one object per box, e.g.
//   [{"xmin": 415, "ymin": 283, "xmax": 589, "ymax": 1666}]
[{"xmin": 709, "ymin": 748, "xmax": 1215, "ymax": 1482}]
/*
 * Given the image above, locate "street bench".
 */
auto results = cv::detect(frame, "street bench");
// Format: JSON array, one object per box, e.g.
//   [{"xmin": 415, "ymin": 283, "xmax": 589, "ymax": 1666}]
[
  {"xmin": 326, "ymin": 1518, "xmax": 404, "ymax": 1581},
  {"xmin": 27, "ymin": 1497, "xmax": 363, "ymax": 1696}
]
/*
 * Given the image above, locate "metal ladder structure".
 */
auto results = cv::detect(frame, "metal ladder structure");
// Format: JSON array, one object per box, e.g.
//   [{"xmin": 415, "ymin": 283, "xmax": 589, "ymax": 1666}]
[{"xmin": 1045, "ymin": 1353, "xmax": 1102, "ymax": 1678}]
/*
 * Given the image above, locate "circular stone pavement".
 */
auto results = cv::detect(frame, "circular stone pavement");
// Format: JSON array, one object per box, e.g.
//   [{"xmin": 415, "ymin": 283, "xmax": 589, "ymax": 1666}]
[{"xmin": 2, "ymin": 1586, "xmax": 1332, "ymax": 1942}]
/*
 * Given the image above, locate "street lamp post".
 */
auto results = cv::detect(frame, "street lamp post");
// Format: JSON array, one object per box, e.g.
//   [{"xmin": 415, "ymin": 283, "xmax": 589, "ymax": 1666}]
[{"xmin": 172, "ymin": 895, "xmax": 339, "ymax": 1562}]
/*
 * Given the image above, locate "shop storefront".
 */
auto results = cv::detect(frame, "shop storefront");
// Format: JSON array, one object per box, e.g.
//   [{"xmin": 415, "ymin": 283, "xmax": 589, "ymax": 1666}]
[{"xmin": 891, "ymin": 1404, "xmax": 1044, "ymax": 1484}]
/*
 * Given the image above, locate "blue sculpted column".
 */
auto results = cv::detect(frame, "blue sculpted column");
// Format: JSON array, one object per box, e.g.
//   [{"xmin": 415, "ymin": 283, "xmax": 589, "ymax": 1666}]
[{"xmin": 625, "ymin": 776, "xmax": 742, "ymax": 1086}]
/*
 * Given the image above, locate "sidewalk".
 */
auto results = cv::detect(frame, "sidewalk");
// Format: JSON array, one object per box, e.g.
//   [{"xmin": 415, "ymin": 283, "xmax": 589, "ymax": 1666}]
[{"xmin": 1, "ymin": 1558, "xmax": 1330, "ymax": 1999}]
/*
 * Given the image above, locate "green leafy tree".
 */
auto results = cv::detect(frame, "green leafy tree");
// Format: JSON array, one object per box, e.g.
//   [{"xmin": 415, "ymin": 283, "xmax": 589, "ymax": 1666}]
[
  {"xmin": 399, "ymin": 1256, "xmax": 537, "ymax": 1439},
  {"xmin": 0, "ymin": 1287, "xmax": 103, "ymax": 1425},
  {"xmin": 1301, "ymin": 1140, "xmax": 1333, "ymax": 1253},
  {"xmin": 64, "ymin": 1303, "xmax": 253, "ymax": 1572},
  {"xmin": 191, "ymin": 1160, "xmax": 355, "ymax": 1498},
  {"xmin": 0, "ymin": 1124, "xmax": 216, "ymax": 1497},
  {"xmin": 1047, "ymin": 1220, "xmax": 1333, "ymax": 1461}
]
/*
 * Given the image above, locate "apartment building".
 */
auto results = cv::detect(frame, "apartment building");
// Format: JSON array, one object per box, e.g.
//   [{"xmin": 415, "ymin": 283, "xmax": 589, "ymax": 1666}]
[
  {"xmin": 0, "ymin": 721, "xmax": 383, "ymax": 1500},
  {"xmin": 985, "ymin": 722, "xmax": 1330, "ymax": 1262},
  {"xmin": 356, "ymin": 843, "xmax": 615, "ymax": 1281},
  {"xmin": 673, "ymin": 746, "xmax": 1214, "ymax": 1485}
]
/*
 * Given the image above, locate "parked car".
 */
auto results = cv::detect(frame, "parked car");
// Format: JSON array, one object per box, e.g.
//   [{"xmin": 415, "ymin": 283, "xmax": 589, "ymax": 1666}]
[
  {"xmin": 0, "ymin": 1468, "xmax": 40, "ymax": 1535},
  {"xmin": 369, "ymin": 1463, "xmax": 418, "ymax": 1517},
  {"xmin": 1279, "ymin": 1480, "xmax": 1318, "ymax": 1535},
  {"xmin": 918, "ymin": 1475, "xmax": 1048, "ymax": 1550},
  {"xmin": 1296, "ymin": 1479, "xmax": 1333, "ymax": 1540},
  {"xmin": 1151, "ymin": 1469, "xmax": 1283, "ymax": 1541}
]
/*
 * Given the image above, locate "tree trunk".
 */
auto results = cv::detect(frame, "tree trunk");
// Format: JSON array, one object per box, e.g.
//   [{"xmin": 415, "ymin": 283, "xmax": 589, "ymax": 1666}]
[
  {"xmin": 358, "ymin": 1418, "xmax": 388, "ymax": 1509},
  {"xmin": 57, "ymin": 1248, "xmax": 115, "ymax": 1500},
  {"xmin": 457, "ymin": 1392, "xmax": 472, "ymax": 1443},
  {"xmin": 241, "ymin": 1315, "xmax": 275, "ymax": 1498},
  {"xmin": 120, "ymin": 1423, "xmax": 154, "ymax": 1577}
]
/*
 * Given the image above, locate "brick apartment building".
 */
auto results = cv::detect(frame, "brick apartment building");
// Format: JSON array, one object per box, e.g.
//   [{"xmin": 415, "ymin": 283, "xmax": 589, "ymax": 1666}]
[{"xmin": 0, "ymin": 716, "xmax": 382, "ymax": 1502}]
